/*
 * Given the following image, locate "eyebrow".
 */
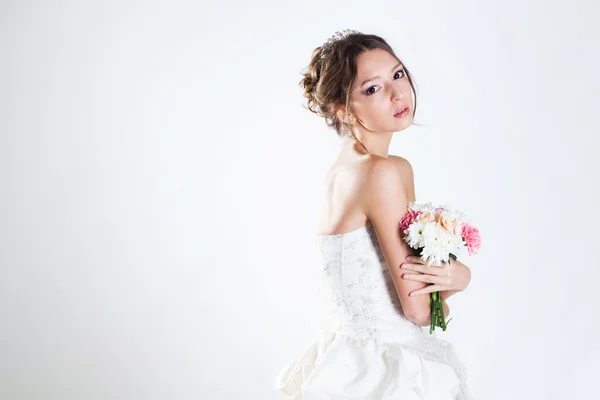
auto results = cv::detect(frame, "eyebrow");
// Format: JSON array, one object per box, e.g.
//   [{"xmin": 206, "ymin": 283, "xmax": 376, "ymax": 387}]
[{"xmin": 360, "ymin": 62, "xmax": 403, "ymax": 87}]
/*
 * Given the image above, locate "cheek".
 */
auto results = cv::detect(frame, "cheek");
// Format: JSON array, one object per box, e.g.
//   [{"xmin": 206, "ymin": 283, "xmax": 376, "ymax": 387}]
[
  {"xmin": 401, "ymin": 82, "xmax": 415, "ymax": 104},
  {"xmin": 354, "ymin": 96, "xmax": 393, "ymax": 124},
  {"xmin": 351, "ymin": 105, "xmax": 383, "ymax": 128},
  {"xmin": 361, "ymin": 105, "xmax": 384, "ymax": 122},
  {"xmin": 358, "ymin": 98, "xmax": 386, "ymax": 117}
]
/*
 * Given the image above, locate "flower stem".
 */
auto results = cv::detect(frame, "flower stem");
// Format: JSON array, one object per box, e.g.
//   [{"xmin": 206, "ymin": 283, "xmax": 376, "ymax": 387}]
[
  {"xmin": 430, "ymin": 292, "xmax": 435, "ymax": 334},
  {"xmin": 429, "ymin": 290, "xmax": 448, "ymax": 333}
]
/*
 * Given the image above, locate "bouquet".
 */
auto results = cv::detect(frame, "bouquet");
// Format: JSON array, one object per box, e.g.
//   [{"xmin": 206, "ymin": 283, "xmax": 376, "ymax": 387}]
[{"xmin": 399, "ymin": 202, "xmax": 481, "ymax": 334}]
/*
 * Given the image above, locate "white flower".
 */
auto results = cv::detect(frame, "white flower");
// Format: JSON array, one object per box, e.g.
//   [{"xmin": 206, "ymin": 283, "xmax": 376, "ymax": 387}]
[
  {"xmin": 445, "ymin": 231, "xmax": 466, "ymax": 256},
  {"xmin": 404, "ymin": 221, "xmax": 427, "ymax": 249},
  {"xmin": 420, "ymin": 223, "xmax": 455, "ymax": 266},
  {"xmin": 408, "ymin": 202, "xmax": 435, "ymax": 213}
]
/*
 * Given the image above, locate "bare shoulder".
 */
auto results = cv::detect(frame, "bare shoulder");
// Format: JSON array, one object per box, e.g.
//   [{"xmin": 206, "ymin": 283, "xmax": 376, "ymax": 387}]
[
  {"xmin": 388, "ymin": 155, "xmax": 415, "ymax": 202},
  {"xmin": 365, "ymin": 155, "xmax": 404, "ymax": 183},
  {"xmin": 360, "ymin": 155, "xmax": 407, "ymax": 209},
  {"xmin": 358, "ymin": 155, "xmax": 413, "ymax": 197},
  {"xmin": 388, "ymin": 155, "xmax": 414, "ymax": 177},
  {"xmin": 357, "ymin": 154, "xmax": 400, "ymax": 182}
]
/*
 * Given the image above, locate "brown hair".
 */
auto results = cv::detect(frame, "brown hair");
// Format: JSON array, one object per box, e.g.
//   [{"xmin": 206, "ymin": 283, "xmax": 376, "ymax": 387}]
[{"xmin": 299, "ymin": 32, "xmax": 418, "ymax": 141}]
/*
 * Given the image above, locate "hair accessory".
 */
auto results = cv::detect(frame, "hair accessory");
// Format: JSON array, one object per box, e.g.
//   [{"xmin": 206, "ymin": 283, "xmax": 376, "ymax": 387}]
[{"xmin": 319, "ymin": 29, "xmax": 362, "ymax": 61}]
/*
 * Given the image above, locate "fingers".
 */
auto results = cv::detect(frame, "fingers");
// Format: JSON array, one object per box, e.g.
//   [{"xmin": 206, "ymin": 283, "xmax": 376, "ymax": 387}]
[
  {"xmin": 409, "ymin": 285, "xmax": 444, "ymax": 297},
  {"xmin": 426, "ymin": 259, "xmax": 450, "ymax": 268},
  {"xmin": 401, "ymin": 263, "xmax": 429, "ymax": 274},
  {"xmin": 401, "ymin": 261, "xmax": 449, "ymax": 275},
  {"xmin": 404, "ymin": 256, "xmax": 449, "ymax": 268},
  {"xmin": 402, "ymin": 272, "xmax": 450, "ymax": 286}
]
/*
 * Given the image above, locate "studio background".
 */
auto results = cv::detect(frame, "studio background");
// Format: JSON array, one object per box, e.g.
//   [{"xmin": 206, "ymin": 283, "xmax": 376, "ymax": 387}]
[{"xmin": 1, "ymin": 1, "xmax": 598, "ymax": 399}]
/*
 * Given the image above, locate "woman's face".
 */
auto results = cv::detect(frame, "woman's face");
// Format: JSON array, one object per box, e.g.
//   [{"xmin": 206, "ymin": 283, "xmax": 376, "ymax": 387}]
[{"xmin": 348, "ymin": 48, "xmax": 414, "ymax": 133}]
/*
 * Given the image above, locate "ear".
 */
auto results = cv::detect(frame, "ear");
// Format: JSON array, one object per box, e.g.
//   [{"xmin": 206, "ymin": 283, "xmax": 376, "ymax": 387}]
[{"xmin": 334, "ymin": 105, "xmax": 355, "ymax": 124}]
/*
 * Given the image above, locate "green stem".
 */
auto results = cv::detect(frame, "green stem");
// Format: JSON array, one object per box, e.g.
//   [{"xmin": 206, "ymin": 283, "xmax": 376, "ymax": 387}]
[
  {"xmin": 435, "ymin": 295, "xmax": 440, "ymax": 329},
  {"xmin": 430, "ymin": 292, "xmax": 435, "ymax": 334},
  {"xmin": 439, "ymin": 291, "xmax": 447, "ymax": 330},
  {"xmin": 429, "ymin": 290, "xmax": 451, "ymax": 333},
  {"xmin": 440, "ymin": 295, "xmax": 445, "ymax": 330}
]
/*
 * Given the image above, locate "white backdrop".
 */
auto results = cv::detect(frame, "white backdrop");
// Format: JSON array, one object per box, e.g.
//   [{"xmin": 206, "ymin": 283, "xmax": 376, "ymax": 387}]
[{"xmin": 1, "ymin": 1, "xmax": 599, "ymax": 399}]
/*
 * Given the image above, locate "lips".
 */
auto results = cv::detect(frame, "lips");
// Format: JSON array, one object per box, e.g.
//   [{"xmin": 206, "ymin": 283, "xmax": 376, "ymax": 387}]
[{"xmin": 394, "ymin": 106, "xmax": 409, "ymax": 117}]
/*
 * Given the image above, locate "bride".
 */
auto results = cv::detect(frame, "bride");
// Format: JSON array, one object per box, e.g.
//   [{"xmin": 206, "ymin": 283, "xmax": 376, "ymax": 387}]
[{"xmin": 275, "ymin": 30, "xmax": 474, "ymax": 399}]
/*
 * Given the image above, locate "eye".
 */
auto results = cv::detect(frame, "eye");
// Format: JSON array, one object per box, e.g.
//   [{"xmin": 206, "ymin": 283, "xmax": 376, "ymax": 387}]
[
  {"xmin": 365, "ymin": 69, "xmax": 405, "ymax": 96},
  {"xmin": 365, "ymin": 86, "xmax": 378, "ymax": 95}
]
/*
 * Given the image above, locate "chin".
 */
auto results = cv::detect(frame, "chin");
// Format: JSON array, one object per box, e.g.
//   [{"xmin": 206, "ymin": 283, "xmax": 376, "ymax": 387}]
[{"xmin": 392, "ymin": 120, "xmax": 412, "ymax": 132}]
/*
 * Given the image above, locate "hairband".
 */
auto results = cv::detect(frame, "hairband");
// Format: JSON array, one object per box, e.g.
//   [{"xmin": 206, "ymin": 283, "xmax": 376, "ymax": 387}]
[{"xmin": 319, "ymin": 29, "xmax": 362, "ymax": 61}]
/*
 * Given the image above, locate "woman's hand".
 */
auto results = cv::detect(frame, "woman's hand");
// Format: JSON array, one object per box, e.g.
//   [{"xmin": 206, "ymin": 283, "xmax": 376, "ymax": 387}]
[{"xmin": 400, "ymin": 256, "xmax": 471, "ymax": 297}]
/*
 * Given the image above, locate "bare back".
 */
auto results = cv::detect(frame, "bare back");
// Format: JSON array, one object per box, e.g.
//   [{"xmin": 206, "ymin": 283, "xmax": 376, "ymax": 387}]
[{"xmin": 316, "ymin": 141, "xmax": 415, "ymax": 236}]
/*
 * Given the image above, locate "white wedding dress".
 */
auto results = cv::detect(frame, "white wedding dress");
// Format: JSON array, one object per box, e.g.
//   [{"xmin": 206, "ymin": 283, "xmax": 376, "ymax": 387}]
[{"xmin": 275, "ymin": 220, "xmax": 473, "ymax": 399}]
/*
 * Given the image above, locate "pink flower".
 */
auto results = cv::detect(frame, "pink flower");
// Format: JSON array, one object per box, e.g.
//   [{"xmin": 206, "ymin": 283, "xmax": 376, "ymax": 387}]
[
  {"xmin": 461, "ymin": 223, "xmax": 481, "ymax": 256},
  {"xmin": 399, "ymin": 211, "xmax": 422, "ymax": 232}
]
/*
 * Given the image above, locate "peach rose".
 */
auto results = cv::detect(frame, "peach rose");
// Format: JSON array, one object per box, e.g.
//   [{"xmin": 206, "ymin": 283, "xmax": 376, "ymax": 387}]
[
  {"xmin": 434, "ymin": 207, "xmax": 445, "ymax": 219},
  {"xmin": 415, "ymin": 211, "xmax": 436, "ymax": 224},
  {"xmin": 438, "ymin": 211, "xmax": 459, "ymax": 235}
]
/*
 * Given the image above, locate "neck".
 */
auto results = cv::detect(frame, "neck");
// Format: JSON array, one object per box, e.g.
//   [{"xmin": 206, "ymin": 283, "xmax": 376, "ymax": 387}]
[{"xmin": 345, "ymin": 127, "xmax": 393, "ymax": 158}]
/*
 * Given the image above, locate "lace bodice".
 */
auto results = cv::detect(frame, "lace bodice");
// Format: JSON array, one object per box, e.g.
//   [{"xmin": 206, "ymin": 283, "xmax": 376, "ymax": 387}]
[
  {"xmin": 316, "ymin": 220, "xmax": 423, "ymax": 342},
  {"xmin": 276, "ymin": 220, "xmax": 473, "ymax": 399}
]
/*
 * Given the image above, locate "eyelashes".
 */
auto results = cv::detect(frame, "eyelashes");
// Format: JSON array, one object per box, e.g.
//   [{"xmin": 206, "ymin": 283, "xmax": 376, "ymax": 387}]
[{"xmin": 365, "ymin": 69, "xmax": 405, "ymax": 95}]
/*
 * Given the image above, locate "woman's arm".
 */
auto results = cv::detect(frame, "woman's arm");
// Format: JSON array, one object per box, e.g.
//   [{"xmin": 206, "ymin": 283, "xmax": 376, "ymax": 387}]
[{"xmin": 363, "ymin": 157, "xmax": 433, "ymax": 326}]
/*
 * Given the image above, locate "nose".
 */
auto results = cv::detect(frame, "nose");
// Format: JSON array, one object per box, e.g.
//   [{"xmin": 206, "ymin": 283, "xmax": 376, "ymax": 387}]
[{"xmin": 390, "ymin": 85, "xmax": 403, "ymax": 103}]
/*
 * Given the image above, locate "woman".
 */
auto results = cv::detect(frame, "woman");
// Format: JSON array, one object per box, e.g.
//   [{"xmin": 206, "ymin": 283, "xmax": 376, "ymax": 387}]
[{"xmin": 276, "ymin": 30, "xmax": 474, "ymax": 399}]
